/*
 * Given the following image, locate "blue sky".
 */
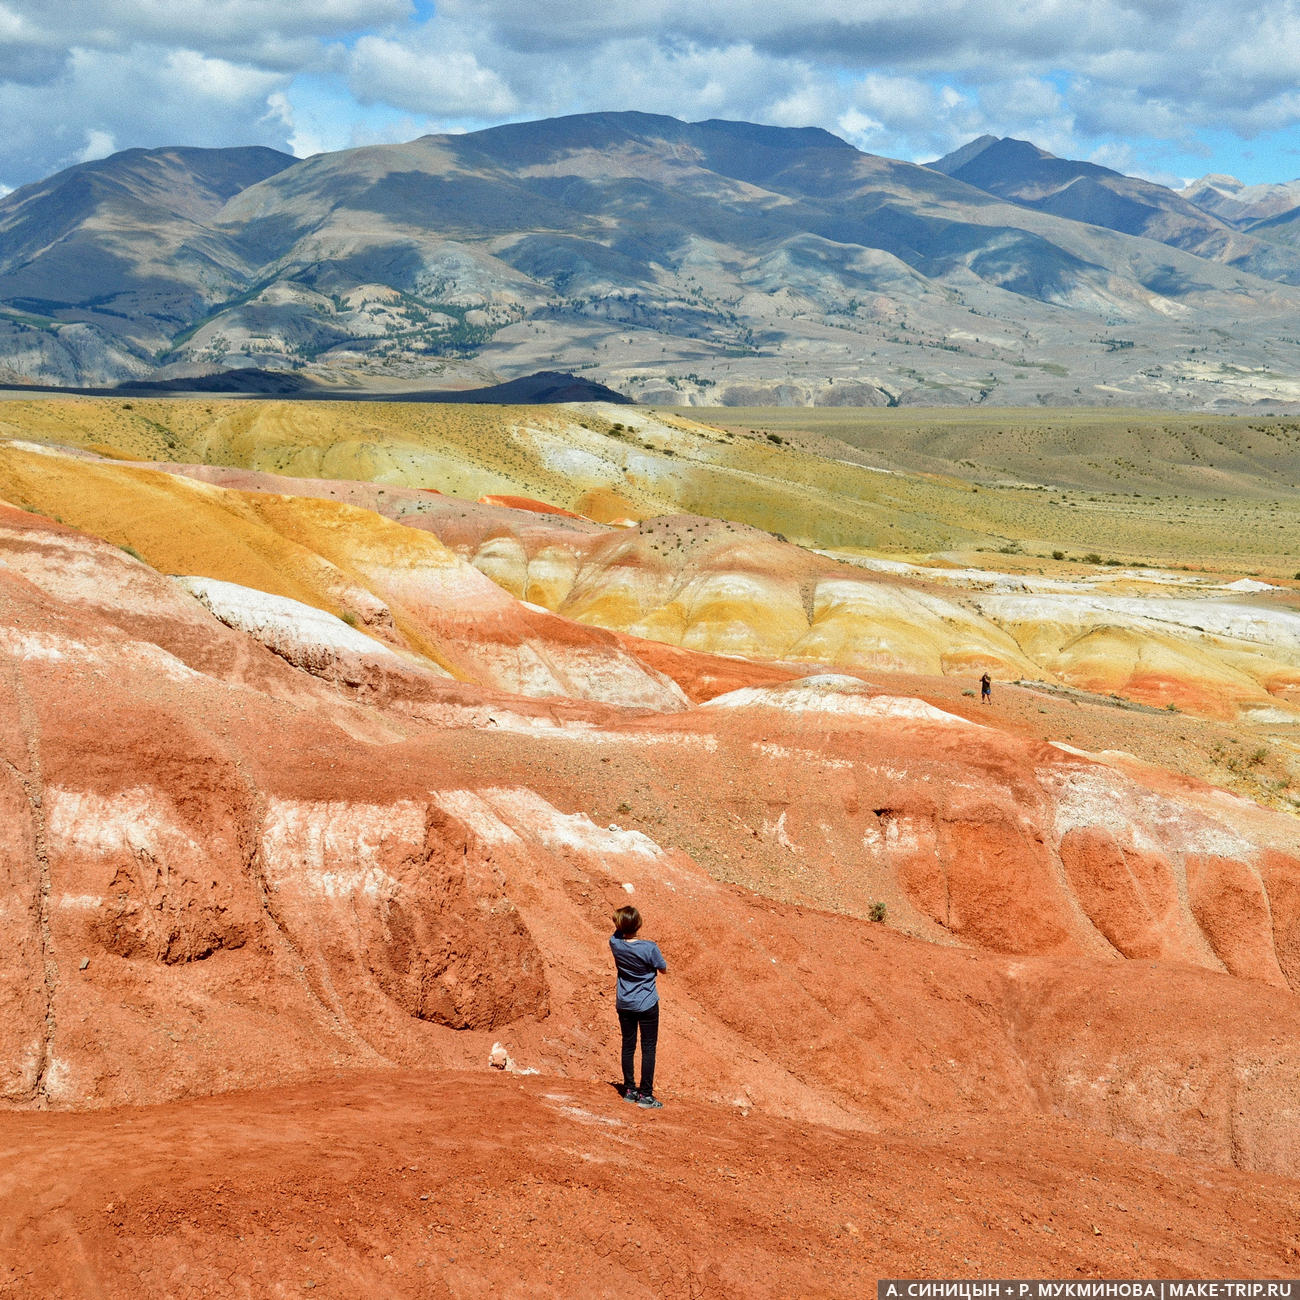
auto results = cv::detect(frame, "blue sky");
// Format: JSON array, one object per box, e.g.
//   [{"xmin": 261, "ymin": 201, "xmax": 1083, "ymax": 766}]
[{"xmin": 2, "ymin": 0, "xmax": 1299, "ymax": 193}]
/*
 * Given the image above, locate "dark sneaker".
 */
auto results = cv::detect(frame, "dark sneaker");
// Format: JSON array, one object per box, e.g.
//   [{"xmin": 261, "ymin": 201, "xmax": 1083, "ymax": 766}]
[
  {"xmin": 635, "ymin": 1093, "xmax": 663, "ymax": 1109},
  {"xmin": 622, "ymin": 1087, "xmax": 641, "ymax": 1103}
]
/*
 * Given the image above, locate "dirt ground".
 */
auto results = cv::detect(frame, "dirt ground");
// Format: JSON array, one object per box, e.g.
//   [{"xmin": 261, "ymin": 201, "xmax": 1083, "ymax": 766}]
[{"xmin": 4, "ymin": 1071, "xmax": 1299, "ymax": 1299}]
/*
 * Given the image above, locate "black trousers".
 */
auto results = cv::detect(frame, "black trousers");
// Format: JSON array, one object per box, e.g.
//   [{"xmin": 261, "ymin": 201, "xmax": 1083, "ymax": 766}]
[{"xmin": 618, "ymin": 1003, "xmax": 660, "ymax": 1095}]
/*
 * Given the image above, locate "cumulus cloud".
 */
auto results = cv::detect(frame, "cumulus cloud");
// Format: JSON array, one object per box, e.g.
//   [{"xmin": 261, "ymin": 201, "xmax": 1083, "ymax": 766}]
[
  {"xmin": 0, "ymin": 0, "xmax": 1297, "ymax": 189},
  {"xmin": 77, "ymin": 129, "xmax": 117, "ymax": 163},
  {"xmin": 348, "ymin": 36, "xmax": 518, "ymax": 117},
  {"xmin": 442, "ymin": 0, "xmax": 1300, "ymax": 161}
]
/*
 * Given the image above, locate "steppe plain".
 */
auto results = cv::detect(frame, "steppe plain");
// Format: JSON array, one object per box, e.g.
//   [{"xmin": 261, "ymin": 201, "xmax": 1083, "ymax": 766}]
[{"xmin": 1, "ymin": 395, "xmax": 1300, "ymax": 1295}]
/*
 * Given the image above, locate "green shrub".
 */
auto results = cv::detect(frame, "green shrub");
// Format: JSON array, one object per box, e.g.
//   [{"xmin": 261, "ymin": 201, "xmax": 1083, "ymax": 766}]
[{"xmin": 869, "ymin": 901, "xmax": 887, "ymax": 923}]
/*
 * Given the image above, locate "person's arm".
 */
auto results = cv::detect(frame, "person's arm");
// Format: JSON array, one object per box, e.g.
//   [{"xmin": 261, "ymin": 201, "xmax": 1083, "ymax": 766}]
[{"xmin": 654, "ymin": 943, "xmax": 668, "ymax": 974}]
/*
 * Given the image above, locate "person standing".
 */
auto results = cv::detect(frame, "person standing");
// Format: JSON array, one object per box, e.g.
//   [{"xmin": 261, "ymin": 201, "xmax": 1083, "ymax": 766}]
[
  {"xmin": 609, "ymin": 905, "xmax": 667, "ymax": 1108},
  {"xmin": 980, "ymin": 672, "xmax": 992, "ymax": 703}
]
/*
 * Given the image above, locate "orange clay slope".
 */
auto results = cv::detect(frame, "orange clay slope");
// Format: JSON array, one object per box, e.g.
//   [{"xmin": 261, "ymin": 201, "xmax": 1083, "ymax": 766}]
[{"xmin": 7, "ymin": 1073, "xmax": 1300, "ymax": 1296}]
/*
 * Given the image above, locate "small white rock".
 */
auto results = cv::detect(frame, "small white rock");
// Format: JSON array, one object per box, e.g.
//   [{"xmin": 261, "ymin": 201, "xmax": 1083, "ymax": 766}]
[{"xmin": 622, "ymin": 882, "xmax": 635, "ymax": 894}]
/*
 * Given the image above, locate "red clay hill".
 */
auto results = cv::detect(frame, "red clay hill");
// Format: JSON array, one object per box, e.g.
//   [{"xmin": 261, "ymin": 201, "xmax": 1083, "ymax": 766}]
[{"xmin": 1, "ymin": 499, "xmax": 1299, "ymax": 1294}]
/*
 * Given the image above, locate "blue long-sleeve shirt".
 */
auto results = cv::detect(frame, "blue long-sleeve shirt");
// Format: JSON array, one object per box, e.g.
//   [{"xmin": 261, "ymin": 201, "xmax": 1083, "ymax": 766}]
[{"xmin": 609, "ymin": 934, "xmax": 667, "ymax": 1011}]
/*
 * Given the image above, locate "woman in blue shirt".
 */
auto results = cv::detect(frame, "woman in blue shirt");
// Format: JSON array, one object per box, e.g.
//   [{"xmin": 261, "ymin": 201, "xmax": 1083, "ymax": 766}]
[{"xmin": 609, "ymin": 905, "xmax": 667, "ymax": 1108}]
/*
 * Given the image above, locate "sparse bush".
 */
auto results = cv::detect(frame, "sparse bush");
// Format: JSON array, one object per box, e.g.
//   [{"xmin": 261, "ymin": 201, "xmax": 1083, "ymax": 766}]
[
  {"xmin": 1249, "ymin": 746, "xmax": 1269, "ymax": 766},
  {"xmin": 869, "ymin": 901, "xmax": 887, "ymax": 923},
  {"xmin": 340, "ymin": 611, "xmax": 358, "ymax": 627},
  {"xmin": 617, "ymin": 801, "xmax": 631, "ymax": 814},
  {"xmin": 1051, "ymin": 550, "xmax": 1065, "ymax": 560},
  {"xmin": 1083, "ymin": 552, "xmax": 1102, "ymax": 565},
  {"xmin": 119, "ymin": 544, "xmax": 145, "ymax": 563}
]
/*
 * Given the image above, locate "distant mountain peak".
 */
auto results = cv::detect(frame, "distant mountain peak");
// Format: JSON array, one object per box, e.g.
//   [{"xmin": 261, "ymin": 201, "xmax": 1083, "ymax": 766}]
[
  {"xmin": 452, "ymin": 110, "xmax": 855, "ymax": 164},
  {"xmin": 690, "ymin": 117, "xmax": 854, "ymax": 151},
  {"xmin": 1186, "ymin": 173, "xmax": 1245, "ymax": 195},
  {"xmin": 927, "ymin": 135, "xmax": 1001, "ymax": 175}
]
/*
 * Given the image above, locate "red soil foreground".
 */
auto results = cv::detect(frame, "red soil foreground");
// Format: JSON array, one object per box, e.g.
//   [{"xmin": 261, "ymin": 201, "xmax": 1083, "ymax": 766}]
[{"xmin": 5, "ymin": 1072, "xmax": 1299, "ymax": 1299}]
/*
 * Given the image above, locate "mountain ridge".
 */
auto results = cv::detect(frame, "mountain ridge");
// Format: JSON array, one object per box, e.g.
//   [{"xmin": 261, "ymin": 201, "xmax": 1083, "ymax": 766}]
[
  {"xmin": 927, "ymin": 134, "xmax": 1300, "ymax": 283},
  {"xmin": 3, "ymin": 113, "xmax": 1300, "ymax": 407}
]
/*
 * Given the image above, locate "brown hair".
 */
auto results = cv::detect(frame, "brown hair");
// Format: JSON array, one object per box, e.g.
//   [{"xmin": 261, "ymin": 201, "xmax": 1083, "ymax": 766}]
[{"xmin": 612, "ymin": 905, "xmax": 642, "ymax": 937}]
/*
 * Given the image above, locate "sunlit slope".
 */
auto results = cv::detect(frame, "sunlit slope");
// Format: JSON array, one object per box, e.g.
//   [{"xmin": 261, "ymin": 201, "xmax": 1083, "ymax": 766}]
[
  {"xmin": 5, "ymin": 502, "xmax": 1300, "ymax": 1177},
  {"xmin": 10, "ymin": 396, "xmax": 1300, "ymax": 569},
  {"xmin": 3, "ymin": 392, "xmax": 1299, "ymax": 728},
  {"xmin": 0, "ymin": 441, "xmax": 684, "ymax": 707}
]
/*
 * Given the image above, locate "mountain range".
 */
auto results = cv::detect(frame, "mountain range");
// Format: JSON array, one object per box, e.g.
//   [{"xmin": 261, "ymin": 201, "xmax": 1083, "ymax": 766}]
[{"xmin": 3, "ymin": 112, "xmax": 1300, "ymax": 407}]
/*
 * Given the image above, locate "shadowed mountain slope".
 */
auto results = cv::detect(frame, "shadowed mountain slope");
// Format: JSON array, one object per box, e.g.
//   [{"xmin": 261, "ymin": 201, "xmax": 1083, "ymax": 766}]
[
  {"xmin": 0, "ymin": 145, "xmax": 295, "ymax": 313},
  {"xmin": 1246, "ymin": 203, "xmax": 1300, "ymax": 252}
]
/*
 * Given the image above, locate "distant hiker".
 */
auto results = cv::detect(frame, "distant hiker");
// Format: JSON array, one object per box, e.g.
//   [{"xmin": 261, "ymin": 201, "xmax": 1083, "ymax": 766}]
[
  {"xmin": 980, "ymin": 672, "xmax": 992, "ymax": 703},
  {"xmin": 610, "ymin": 905, "xmax": 667, "ymax": 1109}
]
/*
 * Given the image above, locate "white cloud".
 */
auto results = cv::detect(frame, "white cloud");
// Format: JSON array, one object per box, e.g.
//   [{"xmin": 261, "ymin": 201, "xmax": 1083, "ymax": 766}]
[
  {"xmin": 0, "ymin": 0, "xmax": 1298, "ymax": 189},
  {"xmin": 0, "ymin": 3, "xmax": 34, "ymax": 41},
  {"xmin": 157, "ymin": 49, "xmax": 283, "ymax": 105},
  {"xmin": 836, "ymin": 107, "xmax": 884, "ymax": 143},
  {"xmin": 77, "ymin": 128, "xmax": 116, "ymax": 162},
  {"xmin": 348, "ymin": 36, "xmax": 518, "ymax": 117}
]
